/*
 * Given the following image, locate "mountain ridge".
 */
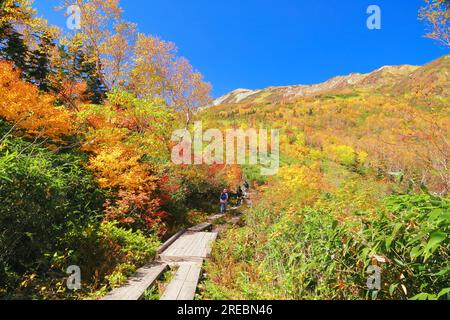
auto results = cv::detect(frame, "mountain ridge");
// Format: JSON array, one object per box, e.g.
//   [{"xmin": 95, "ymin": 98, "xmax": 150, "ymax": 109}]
[{"xmin": 212, "ymin": 55, "xmax": 450, "ymax": 106}]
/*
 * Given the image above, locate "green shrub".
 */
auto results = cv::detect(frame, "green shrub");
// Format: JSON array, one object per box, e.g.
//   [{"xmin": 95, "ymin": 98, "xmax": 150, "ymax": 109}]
[
  {"xmin": 0, "ymin": 129, "xmax": 104, "ymax": 296},
  {"xmin": 242, "ymin": 165, "xmax": 267, "ymax": 186},
  {"xmin": 204, "ymin": 192, "xmax": 449, "ymax": 300},
  {"xmin": 99, "ymin": 221, "xmax": 160, "ymax": 267},
  {"xmin": 370, "ymin": 194, "xmax": 449, "ymax": 299}
]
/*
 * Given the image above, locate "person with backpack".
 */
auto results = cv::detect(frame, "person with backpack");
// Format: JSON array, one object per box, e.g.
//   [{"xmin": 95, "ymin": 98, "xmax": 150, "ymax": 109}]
[
  {"xmin": 236, "ymin": 186, "xmax": 244, "ymax": 206},
  {"xmin": 220, "ymin": 189, "xmax": 229, "ymax": 214}
]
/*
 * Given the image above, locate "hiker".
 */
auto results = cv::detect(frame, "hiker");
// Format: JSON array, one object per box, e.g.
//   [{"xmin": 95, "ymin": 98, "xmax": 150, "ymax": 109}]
[
  {"xmin": 244, "ymin": 181, "xmax": 250, "ymax": 193},
  {"xmin": 236, "ymin": 186, "xmax": 244, "ymax": 206},
  {"xmin": 220, "ymin": 189, "xmax": 229, "ymax": 214},
  {"xmin": 243, "ymin": 181, "xmax": 250, "ymax": 198}
]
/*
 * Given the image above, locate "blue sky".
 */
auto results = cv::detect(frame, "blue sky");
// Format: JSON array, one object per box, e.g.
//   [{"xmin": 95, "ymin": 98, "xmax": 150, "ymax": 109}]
[{"xmin": 34, "ymin": 0, "xmax": 449, "ymax": 97}]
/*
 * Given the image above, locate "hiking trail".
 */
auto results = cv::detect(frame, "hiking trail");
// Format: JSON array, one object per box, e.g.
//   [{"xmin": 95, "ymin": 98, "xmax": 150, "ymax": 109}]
[{"xmin": 101, "ymin": 190, "xmax": 254, "ymax": 301}]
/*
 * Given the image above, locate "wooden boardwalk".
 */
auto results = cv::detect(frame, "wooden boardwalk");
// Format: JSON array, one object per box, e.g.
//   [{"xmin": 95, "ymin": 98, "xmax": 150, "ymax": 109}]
[
  {"xmin": 101, "ymin": 223, "xmax": 218, "ymax": 301},
  {"xmin": 99, "ymin": 187, "xmax": 251, "ymax": 301},
  {"xmin": 187, "ymin": 222, "xmax": 213, "ymax": 232},
  {"xmin": 159, "ymin": 231, "xmax": 218, "ymax": 264},
  {"xmin": 160, "ymin": 263, "xmax": 202, "ymax": 300},
  {"xmin": 102, "ymin": 262, "xmax": 168, "ymax": 300}
]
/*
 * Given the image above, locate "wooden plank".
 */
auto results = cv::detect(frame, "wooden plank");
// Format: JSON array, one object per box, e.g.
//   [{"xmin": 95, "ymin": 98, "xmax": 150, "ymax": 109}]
[
  {"xmin": 157, "ymin": 229, "xmax": 186, "ymax": 254},
  {"xmin": 173, "ymin": 264, "xmax": 191, "ymax": 281},
  {"xmin": 185, "ymin": 263, "xmax": 202, "ymax": 284},
  {"xmin": 177, "ymin": 283, "xmax": 198, "ymax": 300},
  {"xmin": 199, "ymin": 233, "xmax": 210, "ymax": 256},
  {"xmin": 186, "ymin": 233, "xmax": 204, "ymax": 257},
  {"xmin": 158, "ymin": 229, "xmax": 219, "ymax": 301},
  {"xmin": 164, "ymin": 233, "xmax": 194, "ymax": 257},
  {"xmin": 183, "ymin": 234, "xmax": 196, "ymax": 257},
  {"xmin": 207, "ymin": 214, "xmax": 225, "ymax": 222},
  {"xmin": 102, "ymin": 218, "xmax": 220, "ymax": 302},
  {"xmin": 159, "ymin": 255, "xmax": 204, "ymax": 263},
  {"xmin": 187, "ymin": 222, "xmax": 212, "ymax": 232},
  {"xmin": 207, "ymin": 233, "xmax": 218, "ymax": 257},
  {"xmin": 202, "ymin": 232, "xmax": 218, "ymax": 258},
  {"xmin": 200, "ymin": 233, "xmax": 211, "ymax": 257},
  {"xmin": 160, "ymin": 232, "xmax": 215, "ymax": 263},
  {"xmin": 166, "ymin": 233, "xmax": 189, "ymax": 256},
  {"xmin": 178, "ymin": 264, "xmax": 201, "ymax": 300},
  {"xmin": 187, "ymin": 233, "xmax": 202, "ymax": 255},
  {"xmin": 161, "ymin": 263, "xmax": 202, "ymax": 301},
  {"xmin": 102, "ymin": 262, "xmax": 168, "ymax": 300},
  {"xmin": 178, "ymin": 263, "xmax": 202, "ymax": 300},
  {"xmin": 160, "ymin": 264, "xmax": 190, "ymax": 300},
  {"xmin": 229, "ymin": 216, "xmax": 241, "ymax": 225},
  {"xmin": 202, "ymin": 233, "xmax": 217, "ymax": 258},
  {"xmin": 173, "ymin": 233, "xmax": 196, "ymax": 256}
]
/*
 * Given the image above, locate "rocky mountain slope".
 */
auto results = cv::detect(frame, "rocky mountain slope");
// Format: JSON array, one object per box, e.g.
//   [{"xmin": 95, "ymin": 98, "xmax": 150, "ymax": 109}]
[{"xmin": 212, "ymin": 55, "xmax": 450, "ymax": 106}]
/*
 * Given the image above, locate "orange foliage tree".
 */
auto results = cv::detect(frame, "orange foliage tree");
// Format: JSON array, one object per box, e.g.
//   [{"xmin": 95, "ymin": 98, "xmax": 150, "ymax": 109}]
[
  {"xmin": 0, "ymin": 61, "xmax": 73, "ymax": 141},
  {"xmin": 77, "ymin": 90, "xmax": 175, "ymax": 234}
]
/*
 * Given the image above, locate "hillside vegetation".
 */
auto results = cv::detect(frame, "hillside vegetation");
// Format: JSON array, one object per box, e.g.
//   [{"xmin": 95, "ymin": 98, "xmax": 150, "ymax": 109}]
[
  {"xmin": 0, "ymin": 0, "xmax": 449, "ymax": 301},
  {"xmin": 0, "ymin": 0, "xmax": 231, "ymax": 299},
  {"xmin": 200, "ymin": 55, "xmax": 450, "ymax": 300}
]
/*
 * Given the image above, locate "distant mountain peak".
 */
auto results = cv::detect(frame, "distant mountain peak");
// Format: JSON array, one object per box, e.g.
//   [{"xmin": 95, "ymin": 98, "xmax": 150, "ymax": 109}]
[
  {"xmin": 213, "ymin": 88, "xmax": 262, "ymax": 106},
  {"xmin": 210, "ymin": 59, "xmax": 449, "ymax": 107}
]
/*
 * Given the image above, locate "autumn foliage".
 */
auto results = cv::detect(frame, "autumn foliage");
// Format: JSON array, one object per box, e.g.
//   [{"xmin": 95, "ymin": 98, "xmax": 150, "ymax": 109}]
[
  {"xmin": 0, "ymin": 0, "xmax": 218, "ymax": 299},
  {"xmin": 1, "ymin": 0, "xmax": 448, "ymax": 301},
  {"xmin": 0, "ymin": 61, "xmax": 74, "ymax": 140}
]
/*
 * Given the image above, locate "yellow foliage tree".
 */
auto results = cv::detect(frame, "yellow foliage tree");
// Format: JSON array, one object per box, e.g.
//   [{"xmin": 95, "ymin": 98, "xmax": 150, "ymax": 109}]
[
  {"xmin": 275, "ymin": 164, "xmax": 323, "ymax": 208},
  {"xmin": 420, "ymin": 0, "xmax": 450, "ymax": 47},
  {"xmin": 87, "ymin": 145, "xmax": 157, "ymax": 191},
  {"xmin": 130, "ymin": 34, "xmax": 212, "ymax": 126},
  {"xmin": 62, "ymin": 0, "xmax": 136, "ymax": 90}
]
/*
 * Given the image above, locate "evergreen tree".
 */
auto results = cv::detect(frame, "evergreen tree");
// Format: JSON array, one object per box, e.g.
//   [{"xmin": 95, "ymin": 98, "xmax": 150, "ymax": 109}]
[
  {"xmin": 79, "ymin": 52, "xmax": 107, "ymax": 104},
  {"xmin": 0, "ymin": 23, "xmax": 28, "ymax": 72},
  {"xmin": 27, "ymin": 32, "xmax": 54, "ymax": 91}
]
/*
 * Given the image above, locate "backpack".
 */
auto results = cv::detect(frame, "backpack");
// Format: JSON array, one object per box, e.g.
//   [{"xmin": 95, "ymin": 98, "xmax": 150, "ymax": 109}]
[{"xmin": 221, "ymin": 193, "xmax": 228, "ymax": 201}]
